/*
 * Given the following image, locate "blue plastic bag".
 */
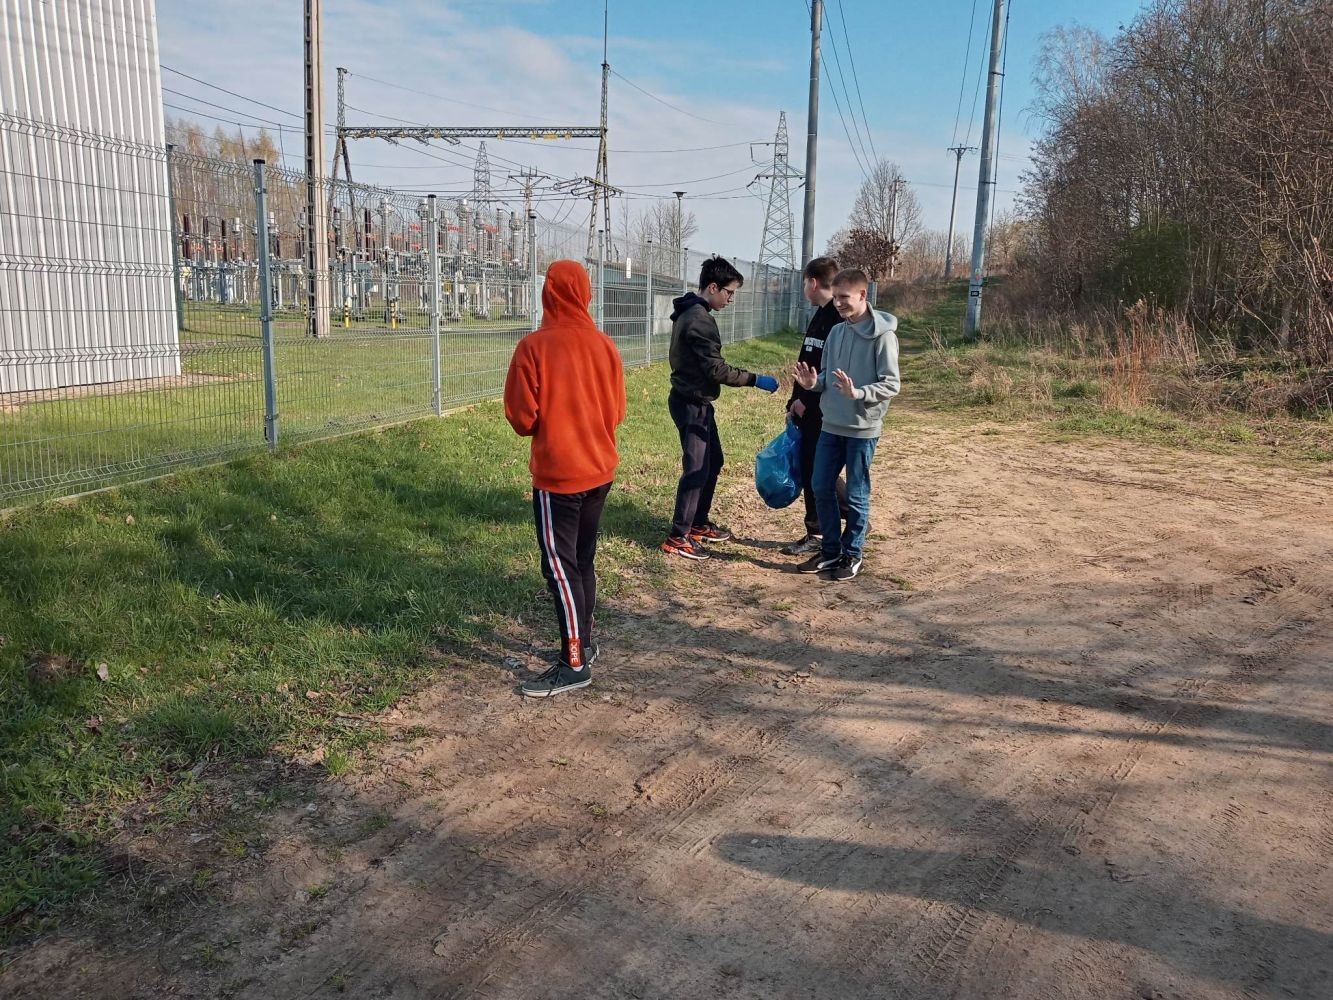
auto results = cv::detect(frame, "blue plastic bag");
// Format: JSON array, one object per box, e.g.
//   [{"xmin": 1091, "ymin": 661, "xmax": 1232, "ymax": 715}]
[{"xmin": 755, "ymin": 421, "xmax": 803, "ymax": 509}]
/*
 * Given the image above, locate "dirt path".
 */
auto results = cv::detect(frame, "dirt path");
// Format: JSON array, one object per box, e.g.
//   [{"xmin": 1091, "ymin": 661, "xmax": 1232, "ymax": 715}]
[{"xmin": 8, "ymin": 418, "xmax": 1333, "ymax": 999}]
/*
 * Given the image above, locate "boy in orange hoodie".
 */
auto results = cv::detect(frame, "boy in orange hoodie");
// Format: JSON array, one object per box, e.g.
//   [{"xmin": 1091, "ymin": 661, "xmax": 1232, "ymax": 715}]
[{"xmin": 504, "ymin": 260, "xmax": 627, "ymax": 697}]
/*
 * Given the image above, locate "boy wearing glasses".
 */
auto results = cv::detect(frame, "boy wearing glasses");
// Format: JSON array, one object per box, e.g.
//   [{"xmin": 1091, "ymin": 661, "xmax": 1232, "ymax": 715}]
[{"xmin": 662, "ymin": 255, "xmax": 780, "ymax": 561}]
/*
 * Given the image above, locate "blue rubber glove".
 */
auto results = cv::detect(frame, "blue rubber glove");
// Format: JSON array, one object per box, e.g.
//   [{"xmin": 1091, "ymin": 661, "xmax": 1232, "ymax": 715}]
[{"xmin": 754, "ymin": 374, "xmax": 780, "ymax": 393}]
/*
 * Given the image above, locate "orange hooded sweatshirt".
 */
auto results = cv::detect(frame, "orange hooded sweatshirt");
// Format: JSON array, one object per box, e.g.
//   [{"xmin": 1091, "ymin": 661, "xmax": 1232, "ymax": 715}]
[{"xmin": 504, "ymin": 260, "xmax": 627, "ymax": 494}]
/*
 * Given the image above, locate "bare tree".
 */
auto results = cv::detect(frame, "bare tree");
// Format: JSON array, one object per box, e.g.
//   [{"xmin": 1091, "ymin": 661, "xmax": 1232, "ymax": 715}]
[
  {"xmin": 630, "ymin": 200, "xmax": 699, "ymax": 264},
  {"xmin": 1016, "ymin": 0, "xmax": 1333, "ymax": 361},
  {"xmin": 985, "ymin": 210, "xmax": 1026, "ymax": 275},
  {"xmin": 849, "ymin": 160, "xmax": 923, "ymax": 248},
  {"xmin": 895, "ymin": 229, "xmax": 968, "ymax": 282}
]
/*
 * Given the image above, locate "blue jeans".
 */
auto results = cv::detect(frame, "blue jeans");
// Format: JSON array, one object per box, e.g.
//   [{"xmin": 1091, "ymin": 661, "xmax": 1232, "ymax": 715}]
[{"xmin": 813, "ymin": 431, "xmax": 878, "ymax": 560}]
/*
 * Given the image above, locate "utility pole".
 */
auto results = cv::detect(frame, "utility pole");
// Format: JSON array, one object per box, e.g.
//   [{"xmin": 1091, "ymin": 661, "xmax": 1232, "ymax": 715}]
[
  {"xmin": 965, "ymin": 0, "xmax": 1008, "ymax": 339},
  {"xmin": 507, "ymin": 167, "xmax": 547, "ymax": 227},
  {"xmin": 303, "ymin": 0, "xmax": 330, "ymax": 338},
  {"xmin": 800, "ymin": 0, "xmax": 822, "ymax": 266},
  {"xmin": 888, "ymin": 176, "xmax": 905, "ymax": 278},
  {"xmin": 944, "ymin": 144, "xmax": 976, "ymax": 279}
]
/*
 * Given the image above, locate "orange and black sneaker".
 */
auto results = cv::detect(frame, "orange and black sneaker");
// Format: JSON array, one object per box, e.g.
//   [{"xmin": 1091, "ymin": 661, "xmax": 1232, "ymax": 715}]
[
  {"xmin": 688, "ymin": 522, "xmax": 733, "ymax": 543},
  {"xmin": 662, "ymin": 535, "xmax": 710, "ymax": 560}
]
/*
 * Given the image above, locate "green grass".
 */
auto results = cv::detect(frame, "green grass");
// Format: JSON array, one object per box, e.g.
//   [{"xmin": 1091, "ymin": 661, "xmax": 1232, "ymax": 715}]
[
  {"xmin": 0, "ymin": 328, "xmax": 799, "ymax": 937},
  {"xmin": 3, "ymin": 295, "xmax": 754, "ymax": 505}
]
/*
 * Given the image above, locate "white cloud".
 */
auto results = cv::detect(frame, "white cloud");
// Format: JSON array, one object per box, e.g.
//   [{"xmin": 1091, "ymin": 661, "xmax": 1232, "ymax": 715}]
[{"xmin": 156, "ymin": 1, "xmax": 1029, "ymax": 264}]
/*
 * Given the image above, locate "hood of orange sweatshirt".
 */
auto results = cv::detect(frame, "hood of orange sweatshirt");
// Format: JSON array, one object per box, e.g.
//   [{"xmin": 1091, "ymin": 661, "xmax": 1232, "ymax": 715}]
[{"xmin": 541, "ymin": 260, "xmax": 598, "ymax": 331}]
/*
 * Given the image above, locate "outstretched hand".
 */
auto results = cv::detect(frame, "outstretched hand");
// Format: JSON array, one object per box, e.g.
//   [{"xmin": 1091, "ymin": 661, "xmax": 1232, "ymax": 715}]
[
  {"xmin": 793, "ymin": 361, "xmax": 818, "ymax": 390},
  {"xmin": 755, "ymin": 374, "xmax": 780, "ymax": 393},
  {"xmin": 833, "ymin": 368, "xmax": 858, "ymax": 399}
]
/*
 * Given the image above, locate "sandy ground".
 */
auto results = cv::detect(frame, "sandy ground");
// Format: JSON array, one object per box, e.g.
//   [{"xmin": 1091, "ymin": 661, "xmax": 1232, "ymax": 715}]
[{"xmin": 6, "ymin": 417, "xmax": 1333, "ymax": 999}]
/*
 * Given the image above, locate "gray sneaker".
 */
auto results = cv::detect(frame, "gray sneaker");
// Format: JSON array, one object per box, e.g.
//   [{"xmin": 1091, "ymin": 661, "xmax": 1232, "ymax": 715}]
[
  {"xmin": 521, "ymin": 662, "xmax": 592, "ymax": 698},
  {"xmin": 781, "ymin": 534, "xmax": 823, "ymax": 556}
]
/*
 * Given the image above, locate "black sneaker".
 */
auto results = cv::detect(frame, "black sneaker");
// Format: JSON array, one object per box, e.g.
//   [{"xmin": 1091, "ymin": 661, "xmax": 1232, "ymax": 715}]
[
  {"xmin": 796, "ymin": 552, "xmax": 841, "ymax": 574},
  {"xmin": 521, "ymin": 662, "xmax": 592, "ymax": 698},
  {"xmin": 586, "ymin": 641, "xmax": 600, "ymax": 666},
  {"xmin": 781, "ymin": 534, "xmax": 823, "ymax": 556},
  {"xmin": 831, "ymin": 555, "xmax": 863, "ymax": 581}
]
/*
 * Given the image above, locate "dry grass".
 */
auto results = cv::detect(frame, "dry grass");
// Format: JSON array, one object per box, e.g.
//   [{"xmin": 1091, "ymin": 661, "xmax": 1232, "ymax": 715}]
[{"xmin": 980, "ymin": 289, "xmax": 1331, "ymax": 421}]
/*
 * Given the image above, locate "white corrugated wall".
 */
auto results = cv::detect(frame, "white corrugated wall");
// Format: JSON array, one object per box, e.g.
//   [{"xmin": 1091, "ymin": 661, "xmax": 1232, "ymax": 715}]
[{"xmin": 0, "ymin": 0, "xmax": 179, "ymax": 393}]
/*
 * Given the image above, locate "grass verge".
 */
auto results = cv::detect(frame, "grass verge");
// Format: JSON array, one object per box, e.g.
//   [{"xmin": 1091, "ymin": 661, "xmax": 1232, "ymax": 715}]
[
  {"xmin": 0, "ymin": 329, "xmax": 799, "ymax": 940},
  {"xmin": 892, "ymin": 283, "xmax": 1333, "ymax": 464}
]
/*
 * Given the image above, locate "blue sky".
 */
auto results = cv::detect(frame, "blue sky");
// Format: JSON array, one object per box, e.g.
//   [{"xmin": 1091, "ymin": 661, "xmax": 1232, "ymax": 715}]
[{"xmin": 156, "ymin": 0, "xmax": 1146, "ymax": 261}]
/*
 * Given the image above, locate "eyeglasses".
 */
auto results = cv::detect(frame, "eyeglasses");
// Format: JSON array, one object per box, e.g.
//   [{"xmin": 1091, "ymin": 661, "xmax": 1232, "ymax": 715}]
[{"xmin": 720, "ymin": 286, "xmax": 738, "ymax": 299}]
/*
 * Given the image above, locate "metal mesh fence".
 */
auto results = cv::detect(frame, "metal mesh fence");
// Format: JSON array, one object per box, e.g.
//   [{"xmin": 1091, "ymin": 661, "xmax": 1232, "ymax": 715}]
[{"xmin": 1, "ymin": 121, "xmax": 799, "ymax": 508}]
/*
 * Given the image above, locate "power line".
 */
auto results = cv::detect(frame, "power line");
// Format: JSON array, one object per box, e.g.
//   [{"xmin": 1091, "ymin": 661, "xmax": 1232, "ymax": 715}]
[
  {"xmin": 988, "ymin": 0, "xmax": 1013, "ymax": 237},
  {"xmin": 822, "ymin": 51, "xmax": 871, "ymax": 182},
  {"xmin": 608, "ymin": 69, "xmax": 736, "ymax": 126},
  {"xmin": 160, "ymin": 64, "xmax": 303, "ymax": 120},
  {"xmin": 348, "ymin": 70, "xmax": 548, "ymax": 122},
  {"xmin": 951, "ymin": 0, "xmax": 981, "ymax": 146},
  {"xmin": 617, "ymin": 164, "xmax": 758, "ymax": 189},
  {"xmin": 162, "ymin": 88, "xmax": 293, "ymax": 130},
  {"xmin": 963, "ymin": 9, "xmax": 990, "ymax": 146},
  {"xmin": 834, "ymin": 0, "xmax": 879, "ymax": 165},
  {"xmin": 820, "ymin": 4, "xmax": 875, "ymax": 171},
  {"xmin": 494, "ymin": 139, "xmax": 766, "ymax": 155},
  {"xmin": 162, "ymin": 102, "xmax": 305, "ymax": 135},
  {"xmin": 342, "ymin": 99, "xmax": 764, "ymax": 204},
  {"xmin": 804, "ymin": 0, "xmax": 870, "ymax": 183}
]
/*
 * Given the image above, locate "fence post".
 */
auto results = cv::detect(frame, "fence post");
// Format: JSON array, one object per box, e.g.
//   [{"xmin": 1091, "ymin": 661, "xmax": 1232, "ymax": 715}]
[
  {"xmin": 596, "ymin": 229, "xmax": 605, "ymax": 326},
  {"xmin": 681, "ymin": 245, "xmax": 689, "ymax": 294},
  {"xmin": 528, "ymin": 210, "xmax": 538, "ymax": 330},
  {"xmin": 165, "ymin": 144, "xmax": 185, "ymax": 333},
  {"xmin": 254, "ymin": 160, "xmax": 278, "ymax": 452},
  {"xmin": 750, "ymin": 262, "xmax": 759, "ymax": 340},
  {"xmin": 427, "ymin": 194, "xmax": 442, "ymax": 416},
  {"xmin": 761, "ymin": 263, "xmax": 770, "ymax": 334},
  {"xmin": 645, "ymin": 238, "xmax": 654, "ymax": 364}
]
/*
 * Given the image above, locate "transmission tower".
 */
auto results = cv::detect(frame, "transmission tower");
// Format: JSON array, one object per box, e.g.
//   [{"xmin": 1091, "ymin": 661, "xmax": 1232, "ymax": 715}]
[
  {"xmin": 471, "ymin": 143, "xmax": 494, "ymax": 259},
  {"xmin": 588, "ymin": 1, "xmax": 614, "ymax": 260},
  {"xmin": 472, "ymin": 142, "xmax": 493, "ymax": 205},
  {"xmin": 753, "ymin": 111, "xmax": 802, "ymax": 270},
  {"xmin": 328, "ymin": 67, "xmax": 360, "ymax": 255}
]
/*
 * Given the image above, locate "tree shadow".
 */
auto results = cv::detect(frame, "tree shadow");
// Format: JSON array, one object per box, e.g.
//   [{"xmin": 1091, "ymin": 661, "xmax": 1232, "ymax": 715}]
[{"xmin": 713, "ymin": 824, "xmax": 1331, "ymax": 998}]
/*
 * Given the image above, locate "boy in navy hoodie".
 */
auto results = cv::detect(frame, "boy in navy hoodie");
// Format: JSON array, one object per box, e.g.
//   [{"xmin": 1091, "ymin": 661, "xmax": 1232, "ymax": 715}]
[{"xmin": 783, "ymin": 255, "xmax": 849, "ymax": 556}]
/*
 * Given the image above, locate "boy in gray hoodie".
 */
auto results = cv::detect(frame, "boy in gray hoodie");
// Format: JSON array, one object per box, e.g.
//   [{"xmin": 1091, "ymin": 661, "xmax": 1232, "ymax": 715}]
[{"xmin": 792, "ymin": 268, "xmax": 900, "ymax": 581}]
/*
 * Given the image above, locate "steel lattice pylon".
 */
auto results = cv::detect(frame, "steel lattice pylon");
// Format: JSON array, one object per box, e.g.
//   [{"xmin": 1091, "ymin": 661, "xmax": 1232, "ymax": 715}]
[
  {"xmin": 472, "ymin": 142, "xmax": 492, "ymax": 206},
  {"xmin": 755, "ymin": 112, "xmax": 802, "ymax": 271}
]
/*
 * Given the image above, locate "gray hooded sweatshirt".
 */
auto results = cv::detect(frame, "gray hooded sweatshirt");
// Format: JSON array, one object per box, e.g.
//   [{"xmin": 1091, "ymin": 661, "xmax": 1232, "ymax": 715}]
[{"xmin": 811, "ymin": 308, "xmax": 901, "ymax": 439}]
